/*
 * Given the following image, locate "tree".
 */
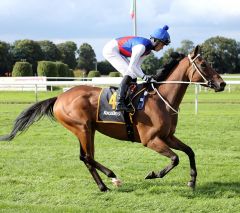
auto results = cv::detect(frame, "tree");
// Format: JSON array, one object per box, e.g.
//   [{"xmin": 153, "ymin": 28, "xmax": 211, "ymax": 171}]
[
  {"xmin": 141, "ymin": 53, "xmax": 161, "ymax": 75},
  {"xmin": 38, "ymin": 40, "xmax": 61, "ymax": 61},
  {"xmin": 0, "ymin": 41, "xmax": 12, "ymax": 76},
  {"xmin": 57, "ymin": 41, "xmax": 77, "ymax": 69},
  {"xmin": 236, "ymin": 41, "xmax": 240, "ymax": 72},
  {"xmin": 97, "ymin": 60, "xmax": 116, "ymax": 75},
  {"xmin": 11, "ymin": 39, "xmax": 44, "ymax": 75},
  {"xmin": 176, "ymin": 40, "xmax": 194, "ymax": 55},
  {"xmin": 161, "ymin": 48, "xmax": 175, "ymax": 65},
  {"xmin": 201, "ymin": 36, "xmax": 239, "ymax": 73},
  {"xmin": 76, "ymin": 43, "xmax": 96, "ymax": 73}
]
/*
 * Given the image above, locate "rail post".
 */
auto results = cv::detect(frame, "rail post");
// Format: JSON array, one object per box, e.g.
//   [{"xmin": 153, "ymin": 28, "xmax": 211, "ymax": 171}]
[{"xmin": 195, "ymin": 84, "xmax": 199, "ymax": 114}]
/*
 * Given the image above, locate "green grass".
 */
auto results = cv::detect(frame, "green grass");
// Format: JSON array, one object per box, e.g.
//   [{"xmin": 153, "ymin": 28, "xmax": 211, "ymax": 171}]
[
  {"xmin": 0, "ymin": 91, "xmax": 60, "ymax": 103},
  {"xmin": 0, "ymin": 89, "xmax": 240, "ymax": 213}
]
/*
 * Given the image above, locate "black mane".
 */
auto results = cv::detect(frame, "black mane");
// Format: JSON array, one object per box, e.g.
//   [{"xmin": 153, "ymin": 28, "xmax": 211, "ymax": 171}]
[{"xmin": 154, "ymin": 52, "xmax": 185, "ymax": 81}]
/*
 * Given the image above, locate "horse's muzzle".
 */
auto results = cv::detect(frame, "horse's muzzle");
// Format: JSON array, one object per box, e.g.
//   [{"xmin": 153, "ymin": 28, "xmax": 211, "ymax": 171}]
[{"xmin": 208, "ymin": 80, "xmax": 226, "ymax": 92}]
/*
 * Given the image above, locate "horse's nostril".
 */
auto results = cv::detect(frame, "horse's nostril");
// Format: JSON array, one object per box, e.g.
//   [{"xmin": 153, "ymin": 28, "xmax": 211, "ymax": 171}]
[
  {"xmin": 220, "ymin": 82, "xmax": 226, "ymax": 88},
  {"xmin": 216, "ymin": 81, "xmax": 226, "ymax": 92}
]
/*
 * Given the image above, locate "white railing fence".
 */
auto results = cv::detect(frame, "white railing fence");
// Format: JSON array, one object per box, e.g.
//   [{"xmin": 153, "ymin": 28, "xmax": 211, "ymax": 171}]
[{"xmin": 0, "ymin": 76, "xmax": 239, "ymax": 114}]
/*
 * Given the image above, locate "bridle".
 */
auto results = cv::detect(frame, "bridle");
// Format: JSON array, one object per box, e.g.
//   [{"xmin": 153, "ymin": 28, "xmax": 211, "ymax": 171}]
[
  {"xmin": 151, "ymin": 53, "xmax": 211, "ymax": 114},
  {"xmin": 187, "ymin": 53, "xmax": 208, "ymax": 85}
]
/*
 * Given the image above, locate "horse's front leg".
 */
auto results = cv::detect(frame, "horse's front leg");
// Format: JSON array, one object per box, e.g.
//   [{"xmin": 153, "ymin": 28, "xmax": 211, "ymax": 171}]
[
  {"xmin": 166, "ymin": 135, "xmax": 197, "ymax": 189},
  {"xmin": 145, "ymin": 137, "xmax": 179, "ymax": 179}
]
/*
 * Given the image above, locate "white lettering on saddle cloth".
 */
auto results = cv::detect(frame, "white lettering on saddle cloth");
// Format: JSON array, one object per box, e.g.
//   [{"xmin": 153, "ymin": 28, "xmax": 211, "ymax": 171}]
[{"xmin": 103, "ymin": 110, "xmax": 121, "ymax": 116}]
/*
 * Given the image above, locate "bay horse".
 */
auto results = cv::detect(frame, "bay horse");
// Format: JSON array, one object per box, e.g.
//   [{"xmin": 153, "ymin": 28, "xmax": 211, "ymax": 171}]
[{"xmin": 0, "ymin": 46, "xmax": 226, "ymax": 191}]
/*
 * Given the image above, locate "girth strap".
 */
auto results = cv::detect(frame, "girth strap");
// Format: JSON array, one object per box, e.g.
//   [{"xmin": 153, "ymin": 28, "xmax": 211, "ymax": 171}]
[{"xmin": 123, "ymin": 111, "xmax": 135, "ymax": 142}]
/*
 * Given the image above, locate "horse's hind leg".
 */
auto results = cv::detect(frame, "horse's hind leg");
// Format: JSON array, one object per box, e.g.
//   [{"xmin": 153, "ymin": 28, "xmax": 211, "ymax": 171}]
[
  {"xmin": 79, "ymin": 133, "xmax": 122, "ymax": 187},
  {"xmin": 80, "ymin": 155, "xmax": 109, "ymax": 191},
  {"xmin": 145, "ymin": 137, "xmax": 179, "ymax": 179},
  {"xmin": 88, "ymin": 159, "xmax": 116, "ymax": 177},
  {"xmin": 166, "ymin": 135, "xmax": 197, "ymax": 189},
  {"xmin": 78, "ymin": 130, "xmax": 109, "ymax": 192},
  {"xmin": 80, "ymin": 147, "xmax": 122, "ymax": 187},
  {"xmin": 89, "ymin": 130, "xmax": 116, "ymax": 178}
]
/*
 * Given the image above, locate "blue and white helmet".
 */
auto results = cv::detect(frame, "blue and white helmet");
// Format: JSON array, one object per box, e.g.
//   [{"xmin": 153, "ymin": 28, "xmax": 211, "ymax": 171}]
[{"xmin": 150, "ymin": 25, "xmax": 171, "ymax": 45}]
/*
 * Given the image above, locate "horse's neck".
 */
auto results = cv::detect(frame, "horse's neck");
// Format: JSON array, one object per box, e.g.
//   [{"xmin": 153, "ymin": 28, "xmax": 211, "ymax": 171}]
[{"xmin": 158, "ymin": 58, "xmax": 190, "ymax": 111}]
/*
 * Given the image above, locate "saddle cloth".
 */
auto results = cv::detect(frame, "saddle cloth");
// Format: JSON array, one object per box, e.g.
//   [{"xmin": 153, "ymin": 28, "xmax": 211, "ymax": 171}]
[
  {"xmin": 96, "ymin": 85, "xmax": 146, "ymax": 124},
  {"xmin": 97, "ymin": 87, "xmax": 125, "ymax": 124}
]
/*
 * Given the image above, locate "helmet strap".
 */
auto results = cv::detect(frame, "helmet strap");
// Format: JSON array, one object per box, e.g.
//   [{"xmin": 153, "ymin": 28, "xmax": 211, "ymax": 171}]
[{"xmin": 150, "ymin": 38, "xmax": 160, "ymax": 48}]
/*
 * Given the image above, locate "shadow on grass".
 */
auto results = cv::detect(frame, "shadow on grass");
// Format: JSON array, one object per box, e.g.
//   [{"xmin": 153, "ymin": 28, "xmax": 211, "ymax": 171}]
[
  {"xmin": 194, "ymin": 181, "xmax": 240, "ymax": 197},
  {"xmin": 115, "ymin": 180, "xmax": 240, "ymax": 199},
  {"xmin": 115, "ymin": 179, "xmax": 182, "ymax": 194}
]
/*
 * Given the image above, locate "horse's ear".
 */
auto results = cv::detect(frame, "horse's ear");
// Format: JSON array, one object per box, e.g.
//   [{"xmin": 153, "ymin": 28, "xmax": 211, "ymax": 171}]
[
  {"xmin": 194, "ymin": 45, "xmax": 201, "ymax": 55},
  {"xmin": 191, "ymin": 45, "xmax": 201, "ymax": 58}
]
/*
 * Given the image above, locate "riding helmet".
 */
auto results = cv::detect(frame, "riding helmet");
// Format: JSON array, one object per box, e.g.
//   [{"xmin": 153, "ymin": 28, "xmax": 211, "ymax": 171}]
[{"xmin": 150, "ymin": 25, "xmax": 171, "ymax": 45}]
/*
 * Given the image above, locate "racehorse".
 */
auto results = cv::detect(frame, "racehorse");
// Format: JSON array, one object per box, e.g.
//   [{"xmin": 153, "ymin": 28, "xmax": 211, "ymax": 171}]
[{"xmin": 0, "ymin": 46, "xmax": 226, "ymax": 191}]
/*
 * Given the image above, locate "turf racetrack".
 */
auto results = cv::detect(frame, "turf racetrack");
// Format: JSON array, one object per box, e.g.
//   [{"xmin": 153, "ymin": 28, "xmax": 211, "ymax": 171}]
[{"xmin": 0, "ymin": 86, "xmax": 239, "ymax": 212}]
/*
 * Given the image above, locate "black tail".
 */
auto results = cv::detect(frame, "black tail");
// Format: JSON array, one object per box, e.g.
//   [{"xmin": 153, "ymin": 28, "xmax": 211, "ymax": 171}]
[{"xmin": 0, "ymin": 97, "xmax": 57, "ymax": 141}]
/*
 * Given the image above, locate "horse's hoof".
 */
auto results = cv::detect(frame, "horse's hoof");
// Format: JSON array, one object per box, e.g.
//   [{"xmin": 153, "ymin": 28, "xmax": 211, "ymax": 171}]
[
  {"xmin": 187, "ymin": 181, "xmax": 196, "ymax": 189},
  {"xmin": 112, "ymin": 178, "xmax": 122, "ymax": 187},
  {"xmin": 99, "ymin": 185, "xmax": 109, "ymax": 192},
  {"xmin": 145, "ymin": 171, "xmax": 156, "ymax": 179}
]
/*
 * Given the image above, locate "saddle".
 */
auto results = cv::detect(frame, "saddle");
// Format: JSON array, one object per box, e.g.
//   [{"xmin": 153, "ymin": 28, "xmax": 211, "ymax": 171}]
[
  {"xmin": 96, "ymin": 83, "xmax": 152, "ymax": 142},
  {"xmin": 114, "ymin": 82, "xmax": 152, "ymax": 112}
]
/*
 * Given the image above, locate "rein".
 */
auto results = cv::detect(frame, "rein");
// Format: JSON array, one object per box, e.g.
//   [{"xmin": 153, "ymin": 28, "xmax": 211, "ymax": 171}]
[
  {"xmin": 151, "ymin": 83, "xmax": 179, "ymax": 114},
  {"xmin": 151, "ymin": 54, "xmax": 208, "ymax": 114}
]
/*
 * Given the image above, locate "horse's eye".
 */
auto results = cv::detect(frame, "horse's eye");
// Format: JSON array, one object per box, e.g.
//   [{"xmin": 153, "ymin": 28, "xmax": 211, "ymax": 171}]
[{"xmin": 201, "ymin": 63, "xmax": 207, "ymax": 69}]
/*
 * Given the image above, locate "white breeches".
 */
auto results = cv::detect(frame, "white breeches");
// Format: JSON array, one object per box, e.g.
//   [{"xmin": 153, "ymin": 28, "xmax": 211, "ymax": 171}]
[{"xmin": 103, "ymin": 39, "xmax": 141, "ymax": 79}]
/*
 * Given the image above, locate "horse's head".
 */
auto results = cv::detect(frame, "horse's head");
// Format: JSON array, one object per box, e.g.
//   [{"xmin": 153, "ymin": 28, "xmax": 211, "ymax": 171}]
[{"xmin": 187, "ymin": 45, "xmax": 226, "ymax": 92}]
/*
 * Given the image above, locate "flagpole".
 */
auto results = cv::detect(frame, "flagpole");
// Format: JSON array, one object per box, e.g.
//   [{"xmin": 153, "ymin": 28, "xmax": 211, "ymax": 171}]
[{"xmin": 133, "ymin": 0, "xmax": 137, "ymax": 36}]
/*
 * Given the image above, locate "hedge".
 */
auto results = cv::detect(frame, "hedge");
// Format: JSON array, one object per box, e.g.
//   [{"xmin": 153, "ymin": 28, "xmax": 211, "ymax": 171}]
[
  {"xmin": 12, "ymin": 62, "xmax": 33, "ymax": 76},
  {"xmin": 55, "ymin": 62, "xmax": 69, "ymax": 77},
  {"xmin": 37, "ymin": 61, "xmax": 58, "ymax": 77},
  {"xmin": 73, "ymin": 70, "xmax": 86, "ymax": 78},
  {"xmin": 87, "ymin": 70, "xmax": 101, "ymax": 77},
  {"xmin": 108, "ymin": 72, "xmax": 121, "ymax": 77},
  {"xmin": 68, "ymin": 69, "xmax": 74, "ymax": 78}
]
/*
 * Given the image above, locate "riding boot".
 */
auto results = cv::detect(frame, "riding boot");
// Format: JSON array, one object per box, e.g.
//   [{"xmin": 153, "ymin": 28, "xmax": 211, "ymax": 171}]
[
  {"xmin": 116, "ymin": 75, "xmax": 133, "ymax": 112},
  {"xmin": 131, "ymin": 78, "xmax": 137, "ymax": 83}
]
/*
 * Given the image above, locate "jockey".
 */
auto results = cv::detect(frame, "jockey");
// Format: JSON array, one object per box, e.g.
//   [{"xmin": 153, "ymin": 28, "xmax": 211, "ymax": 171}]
[{"xmin": 103, "ymin": 25, "xmax": 171, "ymax": 112}]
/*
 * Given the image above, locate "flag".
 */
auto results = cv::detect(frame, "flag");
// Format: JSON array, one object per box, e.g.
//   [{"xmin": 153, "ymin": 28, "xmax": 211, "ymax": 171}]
[{"xmin": 130, "ymin": 0, "xmax": 135, "ymax": 19}]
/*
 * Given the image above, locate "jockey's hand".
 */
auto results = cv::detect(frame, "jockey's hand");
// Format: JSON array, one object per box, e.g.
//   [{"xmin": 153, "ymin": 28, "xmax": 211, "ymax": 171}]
[{"xmin": 142, "ymin": 75, "xmax": 157, "ymax": 83}]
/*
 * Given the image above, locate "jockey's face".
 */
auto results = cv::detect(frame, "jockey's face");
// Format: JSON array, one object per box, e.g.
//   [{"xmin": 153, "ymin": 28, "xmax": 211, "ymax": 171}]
[{"xmin": 154, "ymin": 42, "xmax": 165, "ymax": 52}]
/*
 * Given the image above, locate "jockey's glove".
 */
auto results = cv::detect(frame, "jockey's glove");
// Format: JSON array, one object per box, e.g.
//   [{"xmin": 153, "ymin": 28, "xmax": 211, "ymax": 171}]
[{"xmin": 142, "ymin": 75, "xmax": 157, "ymax": 83}]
